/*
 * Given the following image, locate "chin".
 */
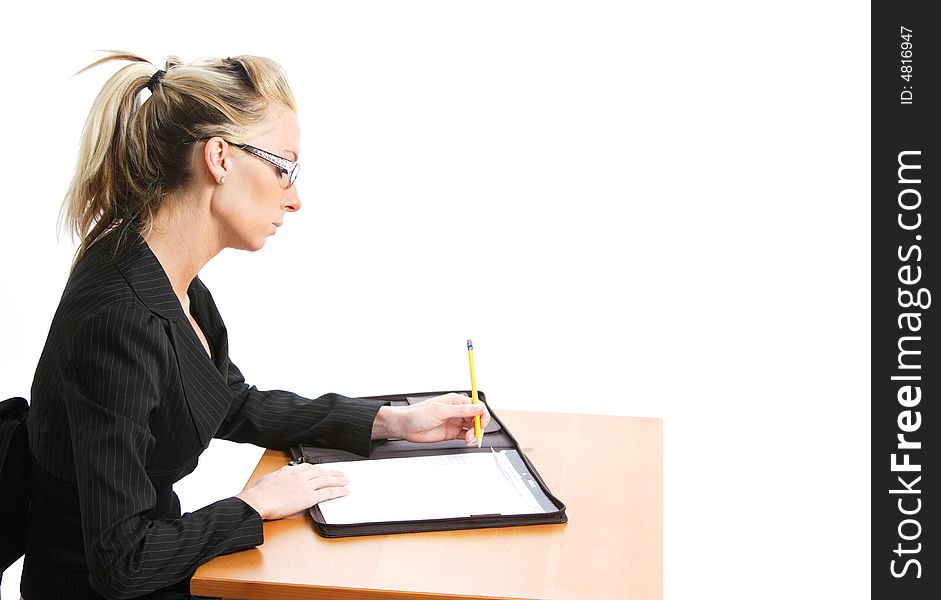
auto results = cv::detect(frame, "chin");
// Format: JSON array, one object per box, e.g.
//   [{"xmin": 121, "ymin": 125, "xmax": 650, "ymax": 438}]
[{"xmin": 236, "ymin": 237, "xmax": 268, "ymax": 252}]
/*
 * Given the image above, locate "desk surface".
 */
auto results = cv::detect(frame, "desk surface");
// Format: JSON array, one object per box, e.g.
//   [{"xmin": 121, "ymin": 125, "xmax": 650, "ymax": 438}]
[{"xmin": 192, "ymin": 410, "xmax": 662, "ymax": 600}]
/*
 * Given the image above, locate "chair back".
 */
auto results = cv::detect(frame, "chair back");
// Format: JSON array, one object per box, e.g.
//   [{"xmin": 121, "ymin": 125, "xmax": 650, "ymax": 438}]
[{"xmin": 0, "ymin": 396, "xmax": 30, "ymax": 578}]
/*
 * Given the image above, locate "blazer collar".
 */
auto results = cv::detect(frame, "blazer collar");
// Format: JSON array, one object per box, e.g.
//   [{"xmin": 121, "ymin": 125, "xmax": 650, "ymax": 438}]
[
  {"xmin": 106, "ymin": 230, "xmax": 187, "ymax": 320},
  {"xmin": 104, "ymin": 227, "xmax": 233, "ymax": 446}
]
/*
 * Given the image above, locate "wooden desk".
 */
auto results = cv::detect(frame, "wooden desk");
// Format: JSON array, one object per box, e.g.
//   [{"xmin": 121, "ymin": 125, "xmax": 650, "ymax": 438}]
[{"xmin": 192, "ymin": 410, "xmax": 662, "ymax": 599}]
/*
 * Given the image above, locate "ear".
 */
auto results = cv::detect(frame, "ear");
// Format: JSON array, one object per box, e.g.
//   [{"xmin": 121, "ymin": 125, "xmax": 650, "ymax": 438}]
[{"xmin": 203, "ymin": 137, "xmax": 230, "ymax": 184}]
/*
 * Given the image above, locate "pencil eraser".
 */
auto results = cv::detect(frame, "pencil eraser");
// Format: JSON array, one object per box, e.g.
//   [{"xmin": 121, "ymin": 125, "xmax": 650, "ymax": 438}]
[{"xmin": 467, "ymin": 339, "xmax": 473, "ymax": 350}]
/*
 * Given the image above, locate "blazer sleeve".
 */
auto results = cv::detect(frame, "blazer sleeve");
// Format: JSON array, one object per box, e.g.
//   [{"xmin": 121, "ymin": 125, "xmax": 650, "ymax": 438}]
[
  {"xmin": 63, "ymin": 304, "xmax": 264, "ymax": 600},
  {"xmin": 214, "ymin": 359, "xmax": 387, "ymax": 456}
]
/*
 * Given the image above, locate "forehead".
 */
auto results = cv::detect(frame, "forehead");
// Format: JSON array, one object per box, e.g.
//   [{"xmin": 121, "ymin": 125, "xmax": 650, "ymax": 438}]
[{"xmin": 253, "ymin": 104, "xmax": 300, "ymax": 152}]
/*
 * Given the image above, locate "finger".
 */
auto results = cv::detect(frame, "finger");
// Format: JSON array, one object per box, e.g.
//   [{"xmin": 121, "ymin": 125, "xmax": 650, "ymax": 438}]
[
  {"xmin": 296, "ymin": 465, "xmax": 346, "ymax": 480},
  {"xmin": 311, "ymin": 485, "xmax": 350, "ymax": 506},
  {"xmin": 316, "ymin": 468, "xmax": 347, "ymax": 478},
  {"xmin": 293, "ymin": 465, "xmax": 329, "ymax": 481},
  {"xmin": 444, "ymin": 403, "xmax": 485, "ymax": 419},
  {"xmin": 433, "ymin": 392, "xmax": 472, "ymax": 405},
  {"xmin": 309, "ymin": 475, "xmax": 350, "ymax": 489},
  {"xmin": 289, "ymin": 462, "xmax": 323, "ymax": 474}
]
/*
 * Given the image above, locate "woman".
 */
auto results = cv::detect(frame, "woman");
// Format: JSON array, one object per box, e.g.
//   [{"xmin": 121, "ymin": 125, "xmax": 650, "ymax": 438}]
[{"xmin": 23, "ymin": 52, "xmax": 489, "ymax": 600}]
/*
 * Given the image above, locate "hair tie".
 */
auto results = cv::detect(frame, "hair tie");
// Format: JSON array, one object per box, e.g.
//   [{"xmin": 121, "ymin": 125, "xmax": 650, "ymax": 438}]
[{"xmin": 146, "ymin": 70, "xmax": 166, "ymax": 92}]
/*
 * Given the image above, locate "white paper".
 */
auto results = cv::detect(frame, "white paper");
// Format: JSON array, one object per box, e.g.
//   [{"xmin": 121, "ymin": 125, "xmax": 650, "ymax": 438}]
[{"xmin": 317, "ymin": 450, "xmax": 548, "ymax": 524}]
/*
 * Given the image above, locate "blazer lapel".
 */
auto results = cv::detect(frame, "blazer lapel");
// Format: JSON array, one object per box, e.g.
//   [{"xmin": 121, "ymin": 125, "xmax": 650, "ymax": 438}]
[
  {"xmin": 110, "ymin": 230, "xmax": 232, "ymax": 447},
  {"xmin": 187, "ymin": 276, "xmax": 232, "ymax": 378},
  {"xmin": 164, "ymin": 320, "xmax": 231, "ymax": 447}
]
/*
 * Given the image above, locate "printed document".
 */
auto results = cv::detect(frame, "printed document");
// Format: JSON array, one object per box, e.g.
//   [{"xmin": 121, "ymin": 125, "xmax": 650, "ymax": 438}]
[{"xmin": 317, "ymin": 450, "xmax": 548, "ymax": 524}]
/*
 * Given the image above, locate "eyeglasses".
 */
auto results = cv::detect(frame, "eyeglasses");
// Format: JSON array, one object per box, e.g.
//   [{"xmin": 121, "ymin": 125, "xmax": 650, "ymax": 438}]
[{"xmin": 229, "ymin": 142, "xmax": 300, "ymax": 188}]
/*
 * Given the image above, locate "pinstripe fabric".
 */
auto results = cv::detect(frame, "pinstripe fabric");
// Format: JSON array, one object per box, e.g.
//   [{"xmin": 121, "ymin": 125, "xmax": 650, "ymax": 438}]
[{"xmin": 23, "ymin": 227, "xmax": 386, "ymax": 599}]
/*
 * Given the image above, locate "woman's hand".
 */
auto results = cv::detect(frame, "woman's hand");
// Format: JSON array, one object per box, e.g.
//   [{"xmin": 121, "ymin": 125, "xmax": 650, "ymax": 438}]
[
  {"xmin": 372, "ymin": 392, "xmax": 491, "ymax": 446},
  {"xmin": 236, "ymin": 463, "xmax": 349, "ymax": 520}
]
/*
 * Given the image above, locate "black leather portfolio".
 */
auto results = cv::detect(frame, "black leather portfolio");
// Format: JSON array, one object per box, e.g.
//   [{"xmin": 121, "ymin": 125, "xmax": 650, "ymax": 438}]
[{"xmin": 291, "ymin": 391, "xmax": 568, "ymax": 538}]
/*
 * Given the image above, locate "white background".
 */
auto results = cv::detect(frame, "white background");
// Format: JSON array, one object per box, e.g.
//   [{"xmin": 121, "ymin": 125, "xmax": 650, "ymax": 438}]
[{"xmin": 0, "ymin": 1, "xmax": 870, "ymax": 598}]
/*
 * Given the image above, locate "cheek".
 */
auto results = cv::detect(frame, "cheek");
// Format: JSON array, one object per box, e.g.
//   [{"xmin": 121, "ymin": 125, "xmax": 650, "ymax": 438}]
[
  {"xmin": 216, "ymin": 195, "xmax": 263, "ymax": 240},
  {"xmin": 245, "ymin": 171, "xmax": 283, "ymax": 214}
]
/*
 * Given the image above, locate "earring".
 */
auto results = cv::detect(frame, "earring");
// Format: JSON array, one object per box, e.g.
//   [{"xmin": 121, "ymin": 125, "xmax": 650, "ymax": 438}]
[{"xmin": 219, "ymin": 176, "xmax": 226, "ymax": 184}]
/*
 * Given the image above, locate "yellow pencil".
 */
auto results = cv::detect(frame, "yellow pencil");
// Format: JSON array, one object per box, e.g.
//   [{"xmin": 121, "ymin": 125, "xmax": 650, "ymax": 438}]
[{"xmin": 466, "ymin": 339, "xmax": 482, "ymax": 448}]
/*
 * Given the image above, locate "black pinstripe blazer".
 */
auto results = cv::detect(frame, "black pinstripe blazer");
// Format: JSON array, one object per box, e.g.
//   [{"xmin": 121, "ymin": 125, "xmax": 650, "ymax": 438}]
[{"xmin": 23, "ymin": 227, "xmax": 386, "ymax": 600}]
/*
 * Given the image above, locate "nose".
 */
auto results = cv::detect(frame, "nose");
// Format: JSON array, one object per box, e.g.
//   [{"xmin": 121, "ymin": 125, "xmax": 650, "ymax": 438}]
[{"xmin": 283, "ymin": 186, "xmax": 301, "ymax": 212}]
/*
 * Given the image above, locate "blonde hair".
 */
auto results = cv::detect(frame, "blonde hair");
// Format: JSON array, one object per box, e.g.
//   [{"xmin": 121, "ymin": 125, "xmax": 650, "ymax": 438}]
[{"xmin": 62, "ymin": 51, "xmax": 297, "ymax": 266}]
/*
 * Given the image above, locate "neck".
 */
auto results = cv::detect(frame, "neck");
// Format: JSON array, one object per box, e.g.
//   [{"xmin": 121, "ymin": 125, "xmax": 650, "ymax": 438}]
[{"xmin": 143, "ymin": 202, "xmax": 221, "ymax": 308}]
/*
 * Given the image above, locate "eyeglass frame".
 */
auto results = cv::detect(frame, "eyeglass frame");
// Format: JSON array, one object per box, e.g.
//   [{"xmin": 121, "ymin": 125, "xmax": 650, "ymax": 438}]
[{"xmin": 228, "ymin": 142, "xmax": 300, "ymax": 188}]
